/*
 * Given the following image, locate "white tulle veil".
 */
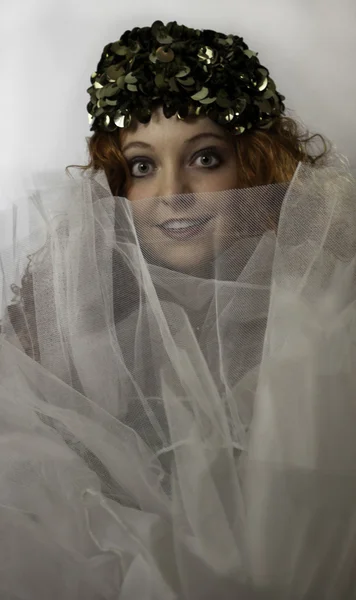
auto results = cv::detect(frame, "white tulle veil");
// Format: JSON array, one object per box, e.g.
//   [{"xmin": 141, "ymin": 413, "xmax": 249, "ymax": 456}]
[{"xmin": 1, "ymin": 159, "xmax": 356, "ymax": 599}]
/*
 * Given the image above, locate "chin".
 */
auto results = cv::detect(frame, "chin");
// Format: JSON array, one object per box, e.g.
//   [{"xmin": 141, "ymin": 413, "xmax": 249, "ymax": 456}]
[{"xmin": 159, "ymin": 249, "xmax": 214, "ymax": 276}]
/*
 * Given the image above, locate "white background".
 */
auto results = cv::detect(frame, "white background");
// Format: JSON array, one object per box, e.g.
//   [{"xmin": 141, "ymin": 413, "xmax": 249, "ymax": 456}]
[{"xmin": 0, "ymin": 0, "xmax": 356, "ymax": 204}]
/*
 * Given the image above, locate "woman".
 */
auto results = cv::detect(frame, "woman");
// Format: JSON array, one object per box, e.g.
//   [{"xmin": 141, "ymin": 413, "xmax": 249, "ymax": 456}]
[{"xmin": 1, "ymin": 20, "xmax": 356, "ymax": 600}]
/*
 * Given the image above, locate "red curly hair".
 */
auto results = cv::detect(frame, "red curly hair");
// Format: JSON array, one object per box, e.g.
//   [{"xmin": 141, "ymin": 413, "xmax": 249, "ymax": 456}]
[{"xmin": 73, "ymin": 114, "xmax": 329, "ymax": 196}]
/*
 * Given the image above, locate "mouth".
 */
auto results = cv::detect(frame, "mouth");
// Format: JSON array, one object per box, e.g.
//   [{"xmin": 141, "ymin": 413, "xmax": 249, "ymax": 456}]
[{"xmin": 158, "ymin": 216, "xmax": 212, "ymax": 240}]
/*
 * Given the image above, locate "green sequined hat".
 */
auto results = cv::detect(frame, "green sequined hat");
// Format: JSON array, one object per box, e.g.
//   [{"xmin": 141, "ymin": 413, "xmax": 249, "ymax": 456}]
[{"xmin": 87, "ymin": 20, "xmax": 285, "ymax": 135}]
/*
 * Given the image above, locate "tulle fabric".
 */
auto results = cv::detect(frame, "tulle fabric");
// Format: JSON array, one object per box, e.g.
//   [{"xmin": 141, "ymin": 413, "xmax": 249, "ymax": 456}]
[{"xmin": 1, "ymin": 162, "xmax": 356, "ymax": 599}]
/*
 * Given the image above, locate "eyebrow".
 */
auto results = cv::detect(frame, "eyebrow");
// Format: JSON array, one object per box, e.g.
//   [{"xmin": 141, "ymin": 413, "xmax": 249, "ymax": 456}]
[{"xmin": 121, "ymin": 132, "xmax": 227, "ymax": 153}]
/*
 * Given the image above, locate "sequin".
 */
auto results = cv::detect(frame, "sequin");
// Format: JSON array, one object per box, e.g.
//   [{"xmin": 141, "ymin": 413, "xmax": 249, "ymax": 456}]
[
  {"xmin": 177, "ymin": 105, "xmax": 190, "ymax": 119},
  {"xmin": 244, "ymin": 50, "xmax": 257, "ymax": 59},
  {"xmin": 216, "ymin": 91, "xmax": 232, "ymax": 108},
  {"xmin": 129, "ymin": 41, "xmax": 141, "ymax": 53},
  {"xmin": 156, "ymin": 46, "xmax": 175, "ymax": 63},
  {"xmin": 200, "ymin": 96, "xmax": 217, "ymax": 105},
  {"xmin": 178, "ymin": 77, "xmax": 195, "ymax": 87},
  {"xmin": 175, "ymin": 67, "xmax": 190, "ymax": 78},
  {"xmin": 136, "ymin": 107, "xmax": 152, "ymax": 123},
  {"xmin": 101, "ymin": 98, "xmax": 118, "ymax": 107},
  {"xmin": 124, "ymin": 73, "xmax": 138, "ymax": 84},
  {"xmin": 106, "ymin": 65, "xmax": 125, "ymax": 81},
  {"xmin": 114, "ymin": 110, "xmax": 131, "ymax": 128},
  {"xmin": 234, "ymin": 99, "xmax": 247, "ymax": 115},
  {"xmin": 257, "ymin": 69, "xmax": 269, "ymax": 92},
  {"xmin": 191, "ymin": 87, "xmax": 209, "ymax": 101},
  {"xmin": 111, "ymin": 42, "xmax": 128, "ymax": 56},
  {"xmin": 156, "ymin": 32, "xmax": 173, "ymax": 45},
  {"xmin": 87, "ymin": 21, "xmax": 285, "ymax": 134},
  {"xmin": 100, "ymin": 84, "xmax": 120, "ymax": 98},
  {"xmin": 169, "ymin": 77, "xmax": 180, "ymax": 92},
  {"xmin": 197, "ymin": 46, "xmax": 215, "ymax": 64},
  {"xmin": 163, "ymin": 104, "xmax": 177, "ymax": 119},
  {"xmin": 155, "ymin": 74, "xmax": 166, "ymax": 89},
  {"xmin": 223, "ymin": 108, "xmax": 234, "ymax": 122}
]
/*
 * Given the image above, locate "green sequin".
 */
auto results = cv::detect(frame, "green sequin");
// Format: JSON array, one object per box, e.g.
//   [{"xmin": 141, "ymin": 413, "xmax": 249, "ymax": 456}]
[{"xmin": 87, "ymin": 20, "xmax": 285, "ymax": 135}]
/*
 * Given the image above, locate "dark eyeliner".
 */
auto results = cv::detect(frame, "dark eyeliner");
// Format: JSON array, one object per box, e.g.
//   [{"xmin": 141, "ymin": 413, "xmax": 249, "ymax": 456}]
[
  {"xmin": 127, "ymin": 156, "xmax": 155, "ymax": 177},
  {"xmin": 190, "ymin": 146, "xmax": 223, "ymax": 167},
  {"xmin": 127, "ymin": 156, "xmax": 154, "ymax": 167}
]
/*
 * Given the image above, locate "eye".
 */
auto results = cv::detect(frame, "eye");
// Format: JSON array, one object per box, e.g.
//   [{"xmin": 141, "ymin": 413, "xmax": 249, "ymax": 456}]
[
  {"xmin": 130, "ymin": 159, "xmax": 155, "ymax": 178},
  {"xmin": 192, "ymin": 148, "xmax": 222, "ymax": 169}
]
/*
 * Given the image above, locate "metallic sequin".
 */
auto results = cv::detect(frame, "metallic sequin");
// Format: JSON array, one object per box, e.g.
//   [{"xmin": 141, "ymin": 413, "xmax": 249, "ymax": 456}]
[
  {"xmin": 169, "ymin": 77, "xmax": 180, "ymax": 92},
  {"xmin": 244, "ymin": 50, "xmax": 257, "ymax": 59},
  {"xmin": 197, "ymin": 46, "xmax": 215, "ymax": 64},
  {"xmin": 111, "ymin": 42, "xmax": 128, "ymax": 56},
  {"xmin": 136, "ymin": 107, "xmax": 152, "ymax": 123},
  {"xmin": 155, "ymin": 74, "xmax": 166, "ymax": 89},
  {"xmin": 223, "ymin": 108, "xmax": 234, "ymax": 122},
  {"xmin": 234, "ymin": 99, "xmax": 247, "ymax": 115},
  {"xmin": 216, "ymin": 91, "xmax": 232, "ymax": 108},
  {"xmin": 106, "ymin": 65, "xmax": 125, "ymax": 81},
  {"xmin": 114, "ymin": 110, "xmax": 131, "ymax": 128},
  {"xmin": 87, "ymin": 21, "xmax": 285, "ymax": 134},
  {"xmin": 156, "ymin": 32, "xmax": 173, "ymax": 45},
  {"xmin": 178, "ymin": 77, "xmax": 195, "ymax": 87},
  {"xmin": 100, "ymin": 83, "xmax": 120, "ymax": 98},
  {"xmin": 124, "ymin": 73, "xmax": 138, "ymax": 84},
  {"xmin": 191, "ymin": 87, "xmax": 209, "ymax": 101},
  {"xmin": 200, "ymin": 96, "xmax": 217, "ymax": 105},
  {"xmin": 156, "ymin": 46, "xmax": 175, "ymax": 63},
  {"xmin": 175, "ymin": 67, "xmax": 191, "ymax": 78}
]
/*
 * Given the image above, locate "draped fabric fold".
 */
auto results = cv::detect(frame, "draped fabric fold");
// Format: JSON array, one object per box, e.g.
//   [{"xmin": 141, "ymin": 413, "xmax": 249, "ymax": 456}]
[{"xmin": 1, "ymin": 162, "xmax": 356, "ymax": 599}]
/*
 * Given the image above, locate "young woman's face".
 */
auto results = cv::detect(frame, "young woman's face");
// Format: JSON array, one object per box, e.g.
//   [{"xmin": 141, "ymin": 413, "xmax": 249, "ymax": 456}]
[{"xmin": 121, "ymin": 110, "xmax": 240, "ymax": 274}]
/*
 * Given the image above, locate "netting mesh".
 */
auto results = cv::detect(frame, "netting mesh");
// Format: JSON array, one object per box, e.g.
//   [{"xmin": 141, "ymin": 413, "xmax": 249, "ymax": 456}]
[{"xmin": 0, "ymin": 162, "xmax": 356, "ymax": 599}]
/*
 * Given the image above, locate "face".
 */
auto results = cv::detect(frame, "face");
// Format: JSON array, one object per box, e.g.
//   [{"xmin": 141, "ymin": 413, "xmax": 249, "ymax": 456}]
[{"xmin": 121, "ymin": 110, "xmax": 240, "ymax": 275}]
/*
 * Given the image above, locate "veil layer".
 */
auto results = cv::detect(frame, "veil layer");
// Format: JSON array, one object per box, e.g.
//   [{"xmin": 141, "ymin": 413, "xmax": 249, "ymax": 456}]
[{"xmin": 1, "ymin": 162, "xmax": 356, "ymax": 599}]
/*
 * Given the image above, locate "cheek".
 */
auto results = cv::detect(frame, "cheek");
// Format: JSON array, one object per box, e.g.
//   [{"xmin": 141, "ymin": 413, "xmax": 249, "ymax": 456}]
[
  {"xmin": 130, "ymin": 200, "xmax": 156, "ymax": 234},
  {"xmin": 127, "ymin": 187, "xmax": 148, "ymax": 203},
  {"xmin": 219, "ymin": 159, "xmax": 239, "ymax": 188},
  {"xmin": 126, "ymin": 177, "xmax": 156, "ymax": 202},
  {"xmin": 193, "ymin": 161, "xmax": 238, "ymax": 193}
]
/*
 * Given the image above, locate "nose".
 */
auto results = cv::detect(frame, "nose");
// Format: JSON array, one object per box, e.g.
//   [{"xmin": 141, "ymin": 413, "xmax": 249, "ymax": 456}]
[{"xmin": 156, "ymin": 164, "xmax": 191, "ymax": 199}]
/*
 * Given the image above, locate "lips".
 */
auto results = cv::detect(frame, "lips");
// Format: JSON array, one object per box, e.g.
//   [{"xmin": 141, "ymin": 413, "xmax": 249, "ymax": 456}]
[{"xmin": 158, "ymin": 216, "xmax": 212, "ymax": 240}]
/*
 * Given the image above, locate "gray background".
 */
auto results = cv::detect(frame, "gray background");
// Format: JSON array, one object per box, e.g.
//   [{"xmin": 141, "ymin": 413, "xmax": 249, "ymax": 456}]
[{"xmin": 0, "ymin": 0, "xmax": 355, "ymax": 204}]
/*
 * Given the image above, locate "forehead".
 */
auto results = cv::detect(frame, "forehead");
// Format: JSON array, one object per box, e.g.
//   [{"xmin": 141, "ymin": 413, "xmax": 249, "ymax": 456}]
[{"xmin": 121, "ymin": 108, "xmax": 231, "ymax": 147}]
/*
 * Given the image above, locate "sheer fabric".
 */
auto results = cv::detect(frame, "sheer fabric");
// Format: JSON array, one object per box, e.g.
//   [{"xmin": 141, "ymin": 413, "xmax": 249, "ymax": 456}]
[{"xmin": 1, "ymin": 162, "xmax": 356, "ymax": 599}]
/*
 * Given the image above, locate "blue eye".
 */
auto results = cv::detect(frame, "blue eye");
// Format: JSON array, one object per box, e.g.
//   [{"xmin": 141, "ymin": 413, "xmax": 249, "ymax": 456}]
[{"xmin": 130, "ymin": 160, "xmax": 154, "ymax": 178}]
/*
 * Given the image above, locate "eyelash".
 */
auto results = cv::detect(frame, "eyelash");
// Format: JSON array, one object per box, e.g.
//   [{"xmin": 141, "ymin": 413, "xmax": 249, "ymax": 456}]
[{"xmin": 128, "ymin": 147, "xmax": 223, "ymax": 178}]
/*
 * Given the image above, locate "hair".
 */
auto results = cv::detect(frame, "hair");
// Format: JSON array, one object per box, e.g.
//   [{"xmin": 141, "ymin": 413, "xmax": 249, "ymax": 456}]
[{"xmin": 71, "ymin": 114, "xmax": 330, "ymax": 196}]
